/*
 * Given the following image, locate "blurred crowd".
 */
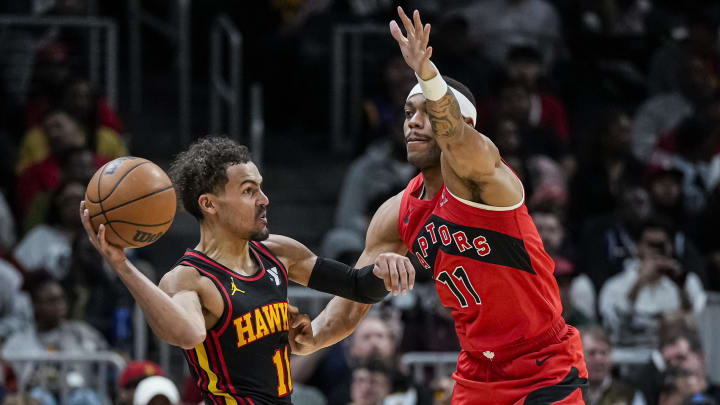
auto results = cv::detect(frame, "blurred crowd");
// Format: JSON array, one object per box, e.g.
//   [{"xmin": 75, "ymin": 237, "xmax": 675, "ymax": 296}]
[{"xmin": 1, "ymin": 0, "xmax": 720, "ymax": 405}]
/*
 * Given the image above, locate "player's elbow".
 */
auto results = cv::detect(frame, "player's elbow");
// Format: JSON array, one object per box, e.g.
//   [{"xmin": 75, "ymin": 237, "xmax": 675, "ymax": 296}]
[{"xmin": 168, "ymin": 327, "xmax": 206, "ymax": 349}]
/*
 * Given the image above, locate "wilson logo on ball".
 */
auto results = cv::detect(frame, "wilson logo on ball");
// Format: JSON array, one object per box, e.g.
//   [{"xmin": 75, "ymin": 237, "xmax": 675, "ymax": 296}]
[
  {"xmin": 105, "ymin": 157, "xmax": 137, "ymax": 175},
  {"xmin": 132, "ymin": 230, "xmax": 164, "ymax": 243}
]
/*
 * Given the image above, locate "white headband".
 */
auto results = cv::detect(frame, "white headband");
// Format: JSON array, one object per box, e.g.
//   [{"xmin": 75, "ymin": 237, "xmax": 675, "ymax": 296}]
[{"xmin": 406, "ymin": 83, "xmax": 477, "ymax": 127}]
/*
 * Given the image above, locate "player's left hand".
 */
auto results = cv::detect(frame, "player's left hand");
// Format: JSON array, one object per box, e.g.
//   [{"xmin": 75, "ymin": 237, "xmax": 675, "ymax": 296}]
[
  {"xmin": 288, "ymin": 304, "xmax": 316, "ymax": 355},
  {"xmin": 389, "ymin": 7, "xmax": 435, "ymax": 80},
  {"xmin": 373, "ymin": 253, "xmax": 416, "ymax": 296}
]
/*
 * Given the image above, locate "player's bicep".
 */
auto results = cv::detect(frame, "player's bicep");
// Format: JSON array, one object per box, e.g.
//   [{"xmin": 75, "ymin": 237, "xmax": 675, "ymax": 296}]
[
  {"xmin": 160, "ymin": 266, "xmax": 221, "ymax": 326},
  {"xmin": 357, "ymin": 193, "xmax": 407, "ymax": 268}
]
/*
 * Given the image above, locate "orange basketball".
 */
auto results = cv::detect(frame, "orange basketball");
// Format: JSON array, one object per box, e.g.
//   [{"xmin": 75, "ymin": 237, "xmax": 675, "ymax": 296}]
[{"xmin": 84, "ymin": 156, "xmax": 176, "ymax": 248}]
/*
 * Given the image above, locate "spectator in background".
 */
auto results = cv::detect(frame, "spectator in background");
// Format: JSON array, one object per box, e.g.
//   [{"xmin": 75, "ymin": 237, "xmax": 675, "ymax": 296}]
[
  {"xmin": 0, "ymin": 258, "xmax": 32, "ymax": 344},
  {"xmin": 13, "ymin": 180, "xmax": 85, "ymax": 279},
  {"xmin": 505, "ymin": 45, "xmax": 569, "ymax": 140},
  {"xmin": 532, "ymin": 210, "xmax": 596, "ymax": 325},
  {"xmin": 631, "ymin": 313, "xmax": 720, "ymax": 405},
  {"xmin": 24, "ymin": 76, "xmax": 125, "ymax": 135},
  {"xmin": 361, "ymin": 54, "xmax": 416, "ymax": 145},
  {"xmin": 18, "ymin": 146, "xmax": 97, "ymax": 228},
  {"xmin": 429, "ymin": 376, "xmax": 454, "ymax": 405},
  {"xmin": 599, "ymin": 219, "xmax": 706, "ymax": 348},
  {"xmin": 115, "ymin": 362, "xmax": 165, "ymax": 405},
  {"xmin": 430, "ymin": 13, "xmax": 497, "ymax": 101},
  {"xmin": 0, "ymin": 191, "xmax": 16, "ymax": 255},
  {"xmin": 580, "ymin": 325, "xmax": 646, "ymax": 405},
  {"xmin": 571, "ymin": 107, "xmax": 645, "ymax": 221},
  {"xmin": 487, "ymin": 76, "xmax": 569, "ymax": 161},
  {"xmin": 648, "ymin": 13, "xmax": 720, "ymax": 96},
  {"xmin": 644, "ymin": 165, "xmax": 707, "ymax": 284},
  {"xmin": 2, "ymin": 272, "xmax": 108, "ymax": 401},
  {"xmin": 632, "ymin": 55, "xmax": 716, "ymax": 162},
  {"xmin": 64, "ymin": 234, "xmax": 133, "ymax": 342},
  {"xmin": 651, "ymin": 101, "xmax": 720, "ymax": 214},
  {"xmin": 15, "ymin": 106, "xmax": 126, "ymax": 176},
  {"xmin": 455, "ymin": 0, "xmax": 563, "ymax": 67},
  {"xmin": 696, "ymin": 184, "xmax": 720, "ymax": 291},
  {"xmin": 349, "ymin": 359, "xmax": 393, "ymax": 405},
  {"xmin": 23, "ymin": 43, "xmax": 72, "ymax": 125},
  {"xmin": 294, "ymin": 315, "xmax": 430, "ymax": 404},
  {"xmin": 132, "ymin": 376, "xmax": 179, "ymax": 405}
]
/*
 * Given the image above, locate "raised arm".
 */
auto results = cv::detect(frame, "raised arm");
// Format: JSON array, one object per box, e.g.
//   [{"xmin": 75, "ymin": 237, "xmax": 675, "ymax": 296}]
[
  {"xmin": 278, "ymin": 193, "xmax": 409, "ymax": 354},
  {"xmin": 80, "ymin": 202, "xmax": 219, "ymax": 349},
  {"xmin": 390, "ymin": 7, "xmax": 523, "ymax": 206}
]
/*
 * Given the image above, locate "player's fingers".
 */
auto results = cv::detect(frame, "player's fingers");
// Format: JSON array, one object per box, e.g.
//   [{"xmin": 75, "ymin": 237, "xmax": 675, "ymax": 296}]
[
  {"xmin": 389, "ymin": 21, "xmax": 407, "ymax": 44},
  {"xmin": 404, "ymin": 258, "xmax": 416, "ymax": 290},
  {"xmin": 412, "ymin": 10, "xmax": 423, "ymax": 37},
  {"xmin": 422, "ymin": 23, "xmax": 431, "ymax": 49},
  {"xmin": 397, "ymin": 7, "xmax": 415, "ymax": 38},
  {"xmin": 388, "ymin": 257, "xmax": 399, "ymax": 296},
  {"xmin": 376, "ymin": 264, "xmax": 392, "ymax": 292},
  {"xmin": 97, "ymin": 224, "xmax": 108, "ymax": 250},
  {"xmin": 398, "ymin": 259, "xmax": 409, "ymax": 295},
  {"xmin": 80, "ymin": 208, "xmax": 98, "ymax": 244}
]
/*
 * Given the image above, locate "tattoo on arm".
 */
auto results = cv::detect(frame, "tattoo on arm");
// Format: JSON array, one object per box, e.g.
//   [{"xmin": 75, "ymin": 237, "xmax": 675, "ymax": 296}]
[{"xmin": 426, "ymin": 89, "xmax": 463, "ymax": 138}]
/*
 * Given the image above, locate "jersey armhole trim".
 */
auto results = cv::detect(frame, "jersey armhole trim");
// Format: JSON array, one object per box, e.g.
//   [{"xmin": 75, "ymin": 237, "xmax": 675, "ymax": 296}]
[{"xmin": 445, "ymin": 187, "xmax": 524, "ymax": 211}]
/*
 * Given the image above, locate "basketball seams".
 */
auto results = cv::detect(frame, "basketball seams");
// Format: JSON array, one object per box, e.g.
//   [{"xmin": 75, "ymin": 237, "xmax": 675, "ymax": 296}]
[
  {"xmin": 86, "ymin": 160, "xmax": 151, "ymax": 203},
  {"xmin": 97, "ymin": 164, "xmax": 137, "ymax": 247},
  {"xmin": 90, "ymin": 185, "xmax": 175, "ymax": 219},
  {"xmin": 86, "ymin": 157, "xmax": 175, "ymax": 248},
  {"xmin": 103, "ymin": 218, "xmax": 174, "ymax": 227}
]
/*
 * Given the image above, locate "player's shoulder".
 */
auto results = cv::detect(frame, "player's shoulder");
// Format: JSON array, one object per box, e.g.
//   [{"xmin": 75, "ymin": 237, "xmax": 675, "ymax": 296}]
[
  {"xmin": 160, "ymin": 264, "xmax": 207, "ymax": 293},
  {"xmin": 261, "ymin": 234, "xmax": 312, "ymax": 262},
  {"xmin": 366, "ymin": 191, "xmax": 404, "ymax": 241}
]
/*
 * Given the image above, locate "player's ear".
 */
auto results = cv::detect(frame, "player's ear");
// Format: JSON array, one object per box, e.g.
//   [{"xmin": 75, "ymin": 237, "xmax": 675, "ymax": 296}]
[{"xmin": 198, "ymin": 194, "xmax": 216, "ymax": 216}]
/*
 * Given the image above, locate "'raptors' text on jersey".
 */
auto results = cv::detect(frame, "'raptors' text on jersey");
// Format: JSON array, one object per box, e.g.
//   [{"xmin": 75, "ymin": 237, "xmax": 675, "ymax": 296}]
[
  {"xmin": 398, "ymin": 173, "xmax": 563, "ymax": 353},
  {"xmin": 177, "ymin": 243, "xmax": 293, "ymax": 405}
]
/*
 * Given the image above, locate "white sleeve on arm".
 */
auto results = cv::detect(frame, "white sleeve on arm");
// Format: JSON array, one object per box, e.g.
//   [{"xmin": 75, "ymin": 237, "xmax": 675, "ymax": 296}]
[
  {"xmin": 598, "ymin": 277, "xmax": 633, "ymax": 336},
  {"xmin": 685, "ymin": 272, "xmax": 707, "ymax": 314}
]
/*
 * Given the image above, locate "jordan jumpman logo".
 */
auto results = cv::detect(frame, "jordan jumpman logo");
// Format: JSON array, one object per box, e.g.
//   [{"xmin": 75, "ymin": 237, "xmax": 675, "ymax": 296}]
[{"xmin": 230, "ymin": 277, "xmax": 245, "ymax": 295}]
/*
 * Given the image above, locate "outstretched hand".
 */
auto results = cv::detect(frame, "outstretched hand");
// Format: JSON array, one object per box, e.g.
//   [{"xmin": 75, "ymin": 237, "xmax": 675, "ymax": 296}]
[
  {"xmin": 389, "ymin": 7, "xmax": 435, "ymax": 80},
  {"xmin": 79, "ymin": 201, "xmax": 127, "ymax": 268}
]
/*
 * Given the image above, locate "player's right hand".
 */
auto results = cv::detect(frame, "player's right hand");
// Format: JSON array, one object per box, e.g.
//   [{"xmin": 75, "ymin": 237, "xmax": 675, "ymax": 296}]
[
  {"xmin": 79, "ymin": 201, "xmax": 127, "ymax": 268},
  {"xmin": 373, "ymin": 253, "xmax": 415, "ymax": 296}
]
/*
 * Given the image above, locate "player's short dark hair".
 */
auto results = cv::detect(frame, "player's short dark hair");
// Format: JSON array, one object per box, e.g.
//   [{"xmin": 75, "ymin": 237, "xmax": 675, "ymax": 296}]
[
  {"xmin": 169, "ymin": 136, "xmax": 252, "ymax": 221},
  {"xmin": 442, "ymin": 75, "xmax": 476, "ymax": 108}
]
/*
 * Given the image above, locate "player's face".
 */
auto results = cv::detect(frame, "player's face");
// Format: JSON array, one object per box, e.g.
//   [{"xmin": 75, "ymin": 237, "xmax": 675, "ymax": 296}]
[
  {"xmin": 403, "ymin": 94, "xmax": 442, "ymax": 170},
  {"xmin": 216, "ymin": 163, "xmax": 270, "ymax": 241}
]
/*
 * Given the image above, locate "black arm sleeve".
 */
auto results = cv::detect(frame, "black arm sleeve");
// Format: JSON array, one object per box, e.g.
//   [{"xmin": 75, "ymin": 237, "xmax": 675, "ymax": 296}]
[{"xmin": 306, "ymin": 257, "xmax": 389, "ymax": 304}]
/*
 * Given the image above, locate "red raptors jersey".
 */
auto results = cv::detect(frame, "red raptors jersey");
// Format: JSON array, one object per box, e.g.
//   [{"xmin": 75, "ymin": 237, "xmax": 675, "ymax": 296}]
[{"xmin": 398, "ymin": 172, "xmax": 563, "ymax": 354}]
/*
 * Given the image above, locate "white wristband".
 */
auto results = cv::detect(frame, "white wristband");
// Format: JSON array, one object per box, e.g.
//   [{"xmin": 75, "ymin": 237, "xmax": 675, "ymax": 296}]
[{"xmin": 415, "ymin": 64, "xmax": 447, "ymax": 101}]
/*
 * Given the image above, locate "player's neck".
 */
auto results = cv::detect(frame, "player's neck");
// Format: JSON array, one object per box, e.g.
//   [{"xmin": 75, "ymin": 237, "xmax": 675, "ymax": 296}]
[
  {"xmin": 195, "ymin": 224, "xmax": 256, "ymax": 275},
  {"xmin": 420, "ymin": 167, "xmax": 443, "ymax": 200}
]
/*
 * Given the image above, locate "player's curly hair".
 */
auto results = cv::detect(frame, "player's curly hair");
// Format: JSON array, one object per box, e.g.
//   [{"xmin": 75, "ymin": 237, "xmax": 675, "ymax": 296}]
[{"xmin": 169, "ymin": 136, "xmax": 252, "ymax": 221}]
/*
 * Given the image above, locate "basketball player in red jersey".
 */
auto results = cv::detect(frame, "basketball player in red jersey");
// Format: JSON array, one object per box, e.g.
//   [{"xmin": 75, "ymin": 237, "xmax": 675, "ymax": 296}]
[
  {"xmin": 300, "ymin": 7, "xmax": 588, "ymax": 404},
  {"xmin": 79, "ymin": 137, "xmax": 415, "ymax": 405}
]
